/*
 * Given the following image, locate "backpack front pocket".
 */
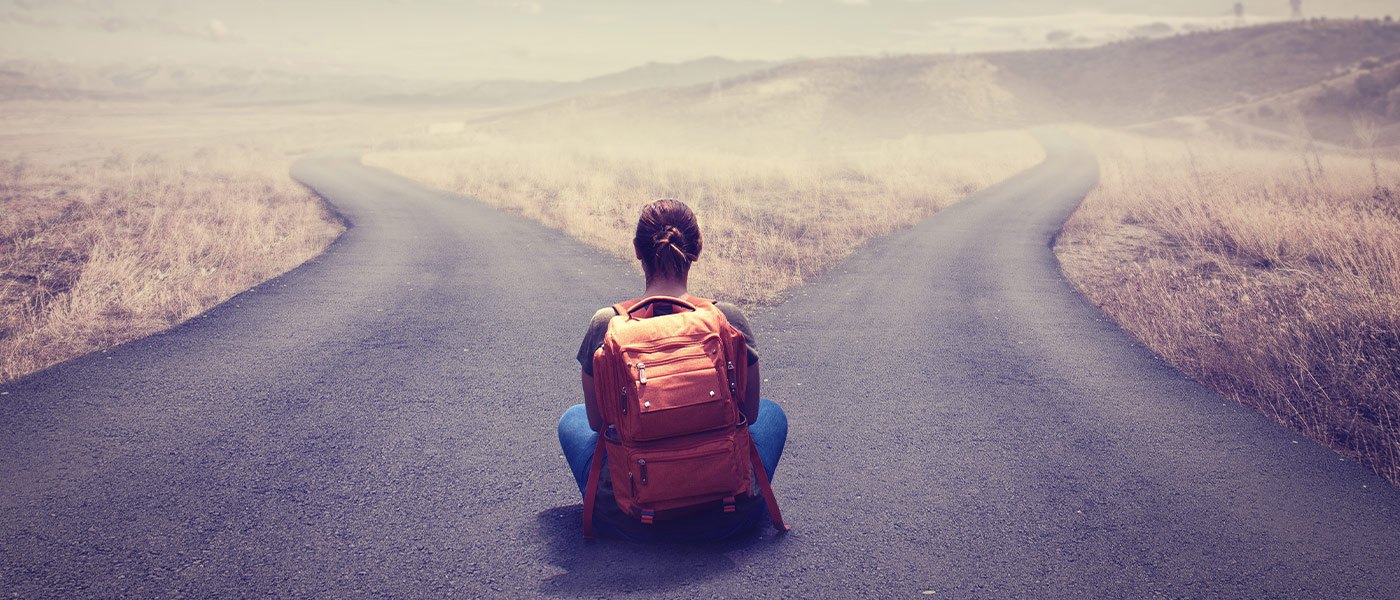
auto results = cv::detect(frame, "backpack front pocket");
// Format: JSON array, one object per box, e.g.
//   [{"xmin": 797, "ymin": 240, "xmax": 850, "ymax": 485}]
[
  {"xmin": 621, "ymin": 335, "xmax": 736, "ymax": 440},
  {"xmin": 616, "ymin": 433, "xmax": 748, "ymax": 508}
]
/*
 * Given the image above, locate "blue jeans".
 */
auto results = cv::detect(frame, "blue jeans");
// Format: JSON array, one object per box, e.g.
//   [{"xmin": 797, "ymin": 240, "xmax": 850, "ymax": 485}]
[{"xmin": 558, "ymin": 399, "xmax": 788, "ymax": 540}]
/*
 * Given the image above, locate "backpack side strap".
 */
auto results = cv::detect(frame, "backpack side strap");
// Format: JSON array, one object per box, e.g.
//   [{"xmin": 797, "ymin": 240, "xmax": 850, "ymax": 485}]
[
  {"xmin": 581, "ymin": 433, "xmax": 607, "ymax": 540},
  {"xmin": 749, "ymin": 433, "xmax": 791, "ymax": 533}
]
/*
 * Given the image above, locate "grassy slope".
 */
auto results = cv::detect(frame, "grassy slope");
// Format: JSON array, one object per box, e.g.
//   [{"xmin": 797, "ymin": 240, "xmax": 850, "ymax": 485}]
[
  {"xmin": 1056, "ymin": 129, "xmax": 1400, "ymax": 484},
  {"xmin": 1207, "ymin": 56, "xmax": 1400, "ymax": 147},
  {"xmin": 368, "ymin": 50, "xmax": 1057, "ymax": 305},
  {"xmin": 467, "ymin": 54, "xmax": 1055, "ymax": 144},
  {"xmin": 0, "ymin": 149, "xmax": 343, "ymax": 383},
  {"xmin": 989, "ymin": 19, "xmax": 1400, "ymax": 126},
  {"xmin": 366, "ymin": 131, "xmax": 1043, "ymax": 305}
]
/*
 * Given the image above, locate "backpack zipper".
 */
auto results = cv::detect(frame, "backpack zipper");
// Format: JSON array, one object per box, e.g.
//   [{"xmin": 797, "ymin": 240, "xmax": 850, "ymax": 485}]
[
  {"xmin": 632, "ymin": 441, "xmax": 732, "ymax": 487},
  {"xmin": 633, "ymin": 348, "xmax": 713, "ymax": 370},
  {"xmin": 625, "ymin": 332, "xmax": 718, "ymax": 353},
  {"xmin": 633, "ymin": 348, "xmax": 715, "ymax": 387}
]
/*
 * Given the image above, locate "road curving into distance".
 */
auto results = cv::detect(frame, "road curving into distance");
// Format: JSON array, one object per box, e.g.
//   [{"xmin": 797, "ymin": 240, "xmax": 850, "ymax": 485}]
[{"xmin": 3, "ymin": 134, "xmax": 1399, "ymax": 598}]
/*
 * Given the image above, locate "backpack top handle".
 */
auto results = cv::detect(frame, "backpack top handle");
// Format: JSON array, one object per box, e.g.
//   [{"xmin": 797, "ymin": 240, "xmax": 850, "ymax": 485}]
[{"xmin": 623, "ymin": 295, "xmax": 706, "ymax": 319}]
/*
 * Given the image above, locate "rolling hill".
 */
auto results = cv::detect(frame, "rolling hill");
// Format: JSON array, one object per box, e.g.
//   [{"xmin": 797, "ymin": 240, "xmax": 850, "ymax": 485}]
[
  {"xmin": 1206, "ymin": 54, "xmax": 1400, "ymax": 146},
  {"xmin": 468, "ymin": 19, "xmax": 1400, "ymax": 146},
  {"xmin": 10, "ymin": 19, "xmax": 1400, "ymax": 146},
  {"xmin": 363, "ymin": 56, "xmax": 776, "ymax": 108},
  {"xmin": 987, "ymin": 18, "xmax": 1400, "ymax": 126},
  {"xmin": 469, "ymin": 54, "xmax": 1053, "ymax": 144}
]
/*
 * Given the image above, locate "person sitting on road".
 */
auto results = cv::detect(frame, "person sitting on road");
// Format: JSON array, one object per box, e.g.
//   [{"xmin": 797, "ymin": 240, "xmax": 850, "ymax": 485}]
[{"xmin": 558, "ymin": 198, "xmax": 788, "ymax": 541}]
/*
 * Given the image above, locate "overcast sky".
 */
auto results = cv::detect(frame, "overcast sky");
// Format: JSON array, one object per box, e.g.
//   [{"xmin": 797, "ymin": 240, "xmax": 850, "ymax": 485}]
[{"xmin": 1, "ymin": 0, "xmax": 1394, "ymax": 81}]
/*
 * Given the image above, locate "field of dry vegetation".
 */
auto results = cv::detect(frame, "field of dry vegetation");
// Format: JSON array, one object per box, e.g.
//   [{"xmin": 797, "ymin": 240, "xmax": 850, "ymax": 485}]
[
  {"xmin": 1056, "ymin": 129, "xmax": 1400, "ymax": 484},
  {"xmin": 365, "ymin": 129, "xmax": 1043, "ymax": 304},
  {"xmin": 0, "ymin": 147, "xmax": 343, "ymax": 383}
]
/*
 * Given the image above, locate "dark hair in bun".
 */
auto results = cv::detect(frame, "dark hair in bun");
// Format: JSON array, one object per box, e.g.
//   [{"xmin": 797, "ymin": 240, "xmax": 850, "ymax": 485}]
[{"xmin": 634, "ymin": 198, "xmax": 702, "ymax": 282}]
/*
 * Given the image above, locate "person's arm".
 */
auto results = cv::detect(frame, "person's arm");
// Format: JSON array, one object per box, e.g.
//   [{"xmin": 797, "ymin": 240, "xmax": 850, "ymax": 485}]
[
  {"xmin": 577, "ymin": 308, "xmax": 613, "ymax": 433},
  {"xmin": 714, "ymin": 302, "xmax": 762, "ymax": 425},
  {"xmin": 742, "ymin": 361, "xmax": 760, "ymax": 424},
  {"xmin": 582, "ymin": 371, "xmax": 602, "ymax": 432}
]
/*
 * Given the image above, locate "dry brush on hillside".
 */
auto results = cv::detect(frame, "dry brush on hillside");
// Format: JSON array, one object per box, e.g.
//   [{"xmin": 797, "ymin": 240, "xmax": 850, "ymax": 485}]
[
  {"xmin": 1056, "ymin": 130, "xmax": 1400, "ymax": 484},
  {"xmin": 366, "ymin": 130, "xmax": 1043, "ymax": 304},
  {"xmin": 0, "ymin": 149, "xmax": 343, "ymax": 383}
]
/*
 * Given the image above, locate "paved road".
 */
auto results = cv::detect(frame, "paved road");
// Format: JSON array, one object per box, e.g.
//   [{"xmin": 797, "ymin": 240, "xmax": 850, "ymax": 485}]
[{"xmin": 3, "ymin": 136, "xmax": 1399, "ymax": 598}]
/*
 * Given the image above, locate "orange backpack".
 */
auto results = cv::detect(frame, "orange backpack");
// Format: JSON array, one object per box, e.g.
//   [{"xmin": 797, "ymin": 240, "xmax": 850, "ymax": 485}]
[{"xmin": 582, "ymin": 296, "xmax": 789, "ymax": 539}]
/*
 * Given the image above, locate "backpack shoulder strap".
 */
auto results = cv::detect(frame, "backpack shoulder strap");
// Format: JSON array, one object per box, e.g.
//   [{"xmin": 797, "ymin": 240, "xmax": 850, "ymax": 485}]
[
  {"xmin": 584, "ymin": 298, "xmax": 641, "ymax": 540},
  {"xmin": 581, "ymin": 433, "xmax": 607, "ymax": 540},
  {"xmin": 748, "ymin": 433, "xmax": 790, "ymax": 533}
]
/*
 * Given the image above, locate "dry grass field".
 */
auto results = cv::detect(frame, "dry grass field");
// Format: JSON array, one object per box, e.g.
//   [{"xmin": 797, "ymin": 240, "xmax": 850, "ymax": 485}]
[
  {"xmin": 1056, "ymin": 129, "xmax": 1400, "ymax": 484},
  {"xmin": 365, "ymin": 129, "xmax": 1044, "ymax": 304},
  {"xmin": 0, "ymin": 100, "xmax": 414, "ymax": 383},
  {"xmin": 0, "ymin": 96, "xmax": 1038, "ymax": 383},
  {"xmin": 0, "ymin": 147, "xmax": 343, "ymax": 383},
  {"xmin": 0, "ymin": 100, "xmax": 494, "ymax": 384}
]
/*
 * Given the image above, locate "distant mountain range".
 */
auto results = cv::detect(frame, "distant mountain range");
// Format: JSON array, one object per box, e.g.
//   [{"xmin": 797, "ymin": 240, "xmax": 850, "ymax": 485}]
[
  {"xmin": 6, "ymin": 20, "xmax": 1400, "ymax": 145},
  {"xmin": 0, "ymin": 56, "xmax": 778, "ymax": 106},
  {"xmin": 0, "ymin": 60, "xmax": 387, "ymax": 102}
]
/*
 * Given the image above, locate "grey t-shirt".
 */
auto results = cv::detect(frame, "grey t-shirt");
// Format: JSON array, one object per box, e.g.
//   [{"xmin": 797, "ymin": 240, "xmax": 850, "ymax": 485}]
[{"xmin": 575, "ymin": 299, "xmax": 759, "ymax": 376}]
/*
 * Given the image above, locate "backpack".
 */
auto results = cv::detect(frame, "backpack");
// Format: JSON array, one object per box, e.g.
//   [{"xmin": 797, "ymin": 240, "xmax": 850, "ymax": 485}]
[{"xmin": 582, "ymin": 295, "xmax": 789, "ymax": 539}]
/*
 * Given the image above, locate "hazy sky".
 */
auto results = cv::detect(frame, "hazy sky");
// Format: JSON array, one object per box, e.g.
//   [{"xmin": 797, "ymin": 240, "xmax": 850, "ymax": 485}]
[{"xmin": 2, "ymin": 0, "xmax": 1394, "ymax": 81}]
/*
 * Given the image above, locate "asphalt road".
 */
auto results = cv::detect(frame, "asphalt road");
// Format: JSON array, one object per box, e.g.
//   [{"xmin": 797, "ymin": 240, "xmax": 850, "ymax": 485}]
[{"xmin": 3, "ymin": 136, "xmax": 1399, "ymax": 598}]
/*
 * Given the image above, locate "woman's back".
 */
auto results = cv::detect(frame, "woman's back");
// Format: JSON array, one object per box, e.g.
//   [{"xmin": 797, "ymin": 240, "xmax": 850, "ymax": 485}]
[{"xmin": 557, "ymin": 199, "xmax": 789, "ymax": 541}]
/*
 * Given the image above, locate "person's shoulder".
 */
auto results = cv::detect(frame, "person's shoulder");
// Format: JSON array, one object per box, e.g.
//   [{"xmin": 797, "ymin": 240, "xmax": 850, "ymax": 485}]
[
  {"xmin": 710, "ymin": 301, "xmax": 755, "ymax": 339},
  {"xmin": 711, "ymin": 301, "xmax": 748, "ymax": 322},
  {"xmin": 588, "ymin": 306, "xmax": 619, "ymax": 331}
]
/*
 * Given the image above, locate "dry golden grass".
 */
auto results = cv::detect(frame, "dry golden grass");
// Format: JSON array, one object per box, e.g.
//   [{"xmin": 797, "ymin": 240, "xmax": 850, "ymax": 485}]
[
  {"xmin": 0, "ymin": 147, "xmax": 343, "ymax": 383},
  {"xmin": 365, "ymin": 130, "xmax": 1043, "ymax": 304},
  {"xmin": 1056, "ymin": 129, "xmax": 1400, "ymax": 484}
]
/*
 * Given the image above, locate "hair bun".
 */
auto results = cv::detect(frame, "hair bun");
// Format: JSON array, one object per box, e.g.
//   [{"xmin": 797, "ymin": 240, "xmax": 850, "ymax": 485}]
[
  {"xmin": 655, "ymin": 225, "xmax": 682, "ymax": 245},
  {"xmin": 634, "ymin": 198, "xmax": 702, "ymax": 280}
]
